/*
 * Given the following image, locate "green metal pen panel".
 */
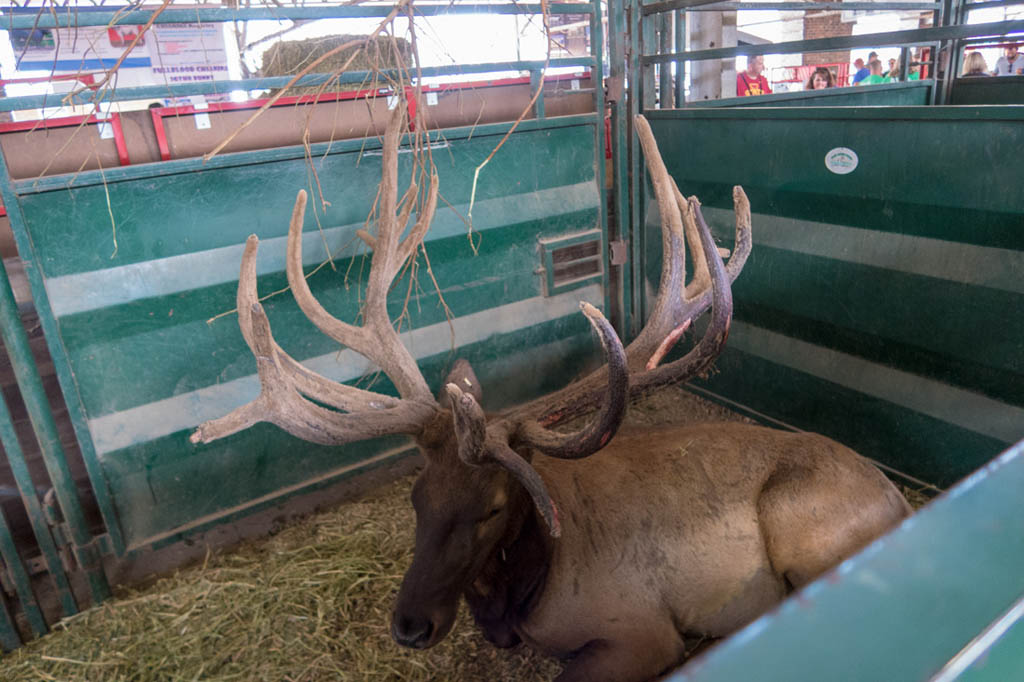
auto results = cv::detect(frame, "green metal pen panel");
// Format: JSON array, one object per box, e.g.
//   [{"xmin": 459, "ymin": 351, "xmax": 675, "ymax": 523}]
[
  {"xmin": 950, "ymin": 76, "xmax": 1024, "ymax": 105},
  {"xmin": 8, "ymin": 119, "xmax": 608, "ymax": 553},
  {"xmin": 685, "ymin": 80, "xmax": 932, "ymax": 108},
  {"xmin": 642, "ymin": 107, "xmax": 1024, "ymax": 488}
]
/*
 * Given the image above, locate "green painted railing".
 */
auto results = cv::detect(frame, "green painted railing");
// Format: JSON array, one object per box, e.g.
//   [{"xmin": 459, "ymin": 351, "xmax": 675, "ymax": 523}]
[{"xmin": 684, "ymin": 80, "xmax": 933, "ymax": 108}]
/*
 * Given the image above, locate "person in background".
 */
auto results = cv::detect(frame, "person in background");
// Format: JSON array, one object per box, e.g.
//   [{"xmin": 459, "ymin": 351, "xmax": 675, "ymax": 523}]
[
  {"xmin": 859, "ymin": 59, "xmax": 890, "ymax": 85},
  {"xmin": 992, "ymin": 44, "xmax": 1024, "ymax": 75},
  {"xmin": 806, "ymin": 67, "xmax": 835, "ymax": 90},
  {"xmin": 885, "ymin": 57, "xmax": 898, "ymax": 78},
  {"xmin": 851, "ymin": 58, "xmax": 869, "ymax": 84},
  {"xmin": 961, "ymin": 51, "xmax": 991, "ymax": 77},
  {"xmin": 737, "ymin": 55, "xmax": 773, "ymax": 96}
]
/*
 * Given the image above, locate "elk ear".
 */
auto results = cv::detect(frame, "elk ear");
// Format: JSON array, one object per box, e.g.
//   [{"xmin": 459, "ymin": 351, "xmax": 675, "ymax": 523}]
[{"xmin": 440, "ymin": 359, "xmax": 483, "ymax": 408}]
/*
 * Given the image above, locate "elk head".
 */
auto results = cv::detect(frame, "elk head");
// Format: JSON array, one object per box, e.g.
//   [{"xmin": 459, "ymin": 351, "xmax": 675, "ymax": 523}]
[{"xmin": 191, "ymin": 110, "xmax": 751, "ymax": 650}]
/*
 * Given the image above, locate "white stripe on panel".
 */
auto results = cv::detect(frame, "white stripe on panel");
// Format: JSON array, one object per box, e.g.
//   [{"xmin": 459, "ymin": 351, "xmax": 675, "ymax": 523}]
[
  {"xmin": 729, "ymin": 321, "xmax": 1024, "ymax": 444},
  {"xmin": 89, "ymin": 284, "xmax": 604, "ymax": 456},
  {"xmin": 701, "ymin": 207, "xmax": 1024, "ymax": 295},
  {"xmin": 48, "ymin": 181, "xmax": 599, "ymax": 317}
]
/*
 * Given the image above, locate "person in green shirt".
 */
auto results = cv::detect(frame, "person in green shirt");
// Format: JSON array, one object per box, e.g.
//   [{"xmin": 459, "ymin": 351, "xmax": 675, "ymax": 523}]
[{"xmin": 859, "ymin": 58, "xmax": 891, "ymax": 85}]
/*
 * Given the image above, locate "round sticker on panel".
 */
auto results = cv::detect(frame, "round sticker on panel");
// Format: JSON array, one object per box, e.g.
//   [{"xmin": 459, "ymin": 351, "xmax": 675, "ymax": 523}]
[{"xmin": 825, "ymin": 147, "xmax": 858, "ymax": 175}]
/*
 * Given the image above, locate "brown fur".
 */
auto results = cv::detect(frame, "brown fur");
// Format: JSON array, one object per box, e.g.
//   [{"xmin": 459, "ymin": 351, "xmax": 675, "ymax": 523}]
[{"xmin": 393, "ymin": 416, "xmax": 910, "ymax": 682}]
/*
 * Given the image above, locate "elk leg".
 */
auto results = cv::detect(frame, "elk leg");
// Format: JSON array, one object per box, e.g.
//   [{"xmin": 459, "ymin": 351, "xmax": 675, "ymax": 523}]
[
  {"xmin": 757, "ymin": 443, "xmax": 911, "ymax": 588},
  {"xmin": 554, "ymin": 630, "xmax": 684, "ymax": 682}
]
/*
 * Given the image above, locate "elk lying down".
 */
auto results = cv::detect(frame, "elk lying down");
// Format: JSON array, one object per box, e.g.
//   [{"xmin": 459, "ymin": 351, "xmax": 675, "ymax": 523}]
[{"xmin": 192, "ymin": 108, "xmax": 911, "ymax": 682}]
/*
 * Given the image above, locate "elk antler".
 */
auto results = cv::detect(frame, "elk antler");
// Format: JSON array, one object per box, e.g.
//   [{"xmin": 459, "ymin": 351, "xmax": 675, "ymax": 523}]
[
  {"xmin": 191, "ymin": 107, "xmax": 746, "ymax": 542},
  {"xmin": 428, "ymin": 114, "xmax": 750, "ymax": 537},
  {"xmin": 446, "ymin": 302, "xmax": 629, "ymax": 537},
  {"xmin": 191, "ymin": 104, "xmax": 630, "ymax": 530},
  {"xmin": 496, "ymin": 114, "xmax": 753, "ymax": 441},
  {"xmin": 192, "ymin": 105, "xmax": 440, "ymax": 446}
]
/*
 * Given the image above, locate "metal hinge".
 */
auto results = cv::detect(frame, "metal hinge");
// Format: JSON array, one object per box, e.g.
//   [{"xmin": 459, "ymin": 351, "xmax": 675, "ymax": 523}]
[
  {"xmin": 43, "ymin": 488, "xmax": 114, "ymax": 572},
  {"xmin": 606, "ymin": 74, "xmax": 625, "ymax": 103},
  {"xmin": 609, "ymin": 240, "xmax": 629, "ymax": 266}
]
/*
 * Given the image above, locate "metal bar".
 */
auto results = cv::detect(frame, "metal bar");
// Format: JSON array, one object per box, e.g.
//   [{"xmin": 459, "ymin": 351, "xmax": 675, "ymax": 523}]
[
  {"xmin": 675, "ymin": 9, "xmax": 686, "ymax": 106},
  {"xmin": 0, "ymin": 506, "xmax": 47, "ymax": 637},
  {"xmin": 643, "ymin": 0, "xmax": 940, "ymax": 13},
  {"xmin": 643, "ymin": 12, "xmax": 658, "ymax": 109},
  {"xmin": 659, "ymin": 13, "xmax": 674, "ymax": 107},
  {"xmin": 0, "ymin": 589, "xmax": 21, "ymax": 652},
  {"xmin": 608, "ymin": 0, "xmax": 633, "ymax": 338},
  {"xmin": 0, "ymin": 151, "xmax": 112, "ymax": 605},
  {"xmin": 591, "ymin": 0, "xmax": 612, "ymax": 324},
  {"xmin": 110, "ymin": 113, "xmax": 131, "ymax": 167},
  {"xmin": 629, "ymin": 0, "xmax": 645, "ymax": 340},
  {"xmin": 0, "ymin": 387, "xmax": 78, "ymax": 618},
  {"xmin": 0, "ymin": 57, "xmax": 595, "ymax": 112},
  {"xmin": 964, "ymin": 0, "xmax": 1024, "ymax": 10},
  {"xmin": 530, "ymin": 70, "xmax": 545, "ymax": 120},
  {"xmin": 644, "ymin": 18, "xmax": 1024, "ymax": 63},
  {"xmin": 14, "ymin": 113, "xmax": 603, "ymax": 194},
  {"xmin": 1, "ymin": 3, "xmax": 594, "ymax": 29},
  {"xmin": 643, "ymin": 0, "xmax": 740, "ymax": 11},
  {"xmin": 927, "ymin": 0, "xmax": 943, "ymax": 102}
]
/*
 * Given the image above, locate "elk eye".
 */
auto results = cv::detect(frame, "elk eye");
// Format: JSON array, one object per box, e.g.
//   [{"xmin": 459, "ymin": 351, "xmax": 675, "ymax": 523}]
[{"xmin": 479, "ymin": 507, "xmax": 503, "ymax": 523}]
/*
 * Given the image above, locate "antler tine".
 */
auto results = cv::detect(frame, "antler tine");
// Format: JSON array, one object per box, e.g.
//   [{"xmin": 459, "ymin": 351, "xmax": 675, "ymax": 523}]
[
  {"xmin": 192, "ymin": 236, "xmax": 434, "ymax": 446},
  {"xmin": 646, "ymin": 186, "xmax": 751, "ymax": 369},
  {"xmin": 285, "ymin": 105, "xmax": 434, "ymax": 402},
  {"xmin": 629, "ymin": 114, "xmax": 688, "ymax": 372},
  {"xmin": 634, "ymin": 195, "xmax": 732, "ymax": 392},
  {"xmin": 627, "ymin": 116, "xmax": 751, "ymax": 370},
  {"xmin": 447, "ymin": 383, "xmax": 562, "ymax": 537},
  {"xmin": 510, "ymin": 115, "xmax": 751, "ymax": 433},
  {"xmin": 513, "ymin": 303, "xmax": 629, "ymax": 459},
  {"xmin": 237, "ymin": 234, "xmax": 402, "ymax": 413}
]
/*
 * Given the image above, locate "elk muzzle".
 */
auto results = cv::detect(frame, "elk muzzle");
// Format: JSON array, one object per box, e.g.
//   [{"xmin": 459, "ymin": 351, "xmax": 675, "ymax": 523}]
[{"xmin": 390, "ymin": 590, "xmax": 458, "ymax": 649}]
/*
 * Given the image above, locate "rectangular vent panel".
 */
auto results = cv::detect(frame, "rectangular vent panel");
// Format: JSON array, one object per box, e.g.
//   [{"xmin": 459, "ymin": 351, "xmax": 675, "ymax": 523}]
[{"xmin": 540, "ymin": 230, "xmax": 604, "ymax": 296}]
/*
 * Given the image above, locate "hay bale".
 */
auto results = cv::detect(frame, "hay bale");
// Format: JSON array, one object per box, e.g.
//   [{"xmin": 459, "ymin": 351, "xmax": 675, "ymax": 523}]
[{"xmin": 260, "ymin": 35, "xmax": 413, "ymax": 96}]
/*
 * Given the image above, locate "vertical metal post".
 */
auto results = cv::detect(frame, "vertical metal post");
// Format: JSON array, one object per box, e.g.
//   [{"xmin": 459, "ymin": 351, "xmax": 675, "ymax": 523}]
[
  {"xmin": 657, "ymin": 12, "xmax": 672, "ymax": 107},
  {"xmin": 0, "ymin": 507, "xmax": 48, "ymax": 637},
  {"xmin": 0, "ymin": 155, "xmax": 112, "ymax": 606},
  {"xmin": 0, "ymin": 590, "xmax": 22, "ymax": 652},
  {"xmin": 590, "ymin": 0, "xmax": 611, "ymax": 321},
  {"xmin": 608, "ymin": 0, "xmax": 633, "ymax": 339},
  {"xmin": 628, "ymin": 0, "xmax": 646, "ymax": 338},
  {"xmin": 934, "ymin": 0, "xmax": 953, "ymax": 104},
  {"xmin": 530, "ymin": 69, "xmax": 545, "ymax": 120},
  {"xmin": 0, "ymin": 387, "xmax": 78, "ymax": 618},
  {"xmin": 675, "ymin": 9, "xmax": 686, "ymax": 106},
  {"xmin": 642, "ymin": 10, "xmax": 657, "ymax": 110}
]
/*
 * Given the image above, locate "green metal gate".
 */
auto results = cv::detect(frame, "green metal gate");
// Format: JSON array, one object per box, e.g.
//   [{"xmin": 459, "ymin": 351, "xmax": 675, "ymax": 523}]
[{"xmin": 0, "ymin": 1, "xmax": 609, "ymax": 649}]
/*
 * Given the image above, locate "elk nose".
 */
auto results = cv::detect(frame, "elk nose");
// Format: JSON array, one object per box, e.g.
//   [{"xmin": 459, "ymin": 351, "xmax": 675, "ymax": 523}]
[{"xmin": 391, "ymin": 614, "xmax": 434, "ymax": 649}]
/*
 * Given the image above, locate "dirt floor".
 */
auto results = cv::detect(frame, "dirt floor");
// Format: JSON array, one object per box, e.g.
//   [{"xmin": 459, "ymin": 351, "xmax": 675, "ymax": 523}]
[{"xmin": 2, "ymin": 387, "xmax": 927, "ymax": 681}]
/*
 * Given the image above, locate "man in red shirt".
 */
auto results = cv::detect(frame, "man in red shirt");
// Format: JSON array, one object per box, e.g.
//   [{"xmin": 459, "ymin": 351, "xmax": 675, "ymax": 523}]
[{"xmin": 737, "ymin": 55, "xmax": 772, "ymax": 96}]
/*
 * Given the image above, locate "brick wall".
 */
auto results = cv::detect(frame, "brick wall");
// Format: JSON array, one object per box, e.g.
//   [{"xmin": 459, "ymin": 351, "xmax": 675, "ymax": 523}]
[{"xmin": 802, "ymin": 5, "xmax": 853, "ymax": 68}]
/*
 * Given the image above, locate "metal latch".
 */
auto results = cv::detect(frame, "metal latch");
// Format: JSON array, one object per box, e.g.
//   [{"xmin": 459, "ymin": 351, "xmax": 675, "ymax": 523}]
[
  {"xmin": 609, "ymin": 240, "xmax": 629, "ymax": 266},
  {"xmin": 606, "ymin": 74, "xmax": 625, "ymax": 103}
]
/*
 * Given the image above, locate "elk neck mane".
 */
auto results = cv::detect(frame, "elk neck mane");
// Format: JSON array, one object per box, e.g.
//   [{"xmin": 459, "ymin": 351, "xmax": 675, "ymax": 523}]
[{"xmin": 462, "ymin": 472, "xmax": 551, "ymax": 648}]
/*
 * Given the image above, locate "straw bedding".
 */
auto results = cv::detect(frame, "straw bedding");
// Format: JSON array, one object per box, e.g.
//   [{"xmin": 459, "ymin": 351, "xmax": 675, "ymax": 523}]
[{"xmin": 4, "ymin": 388, "xmax": 929, "ymax": 681}]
